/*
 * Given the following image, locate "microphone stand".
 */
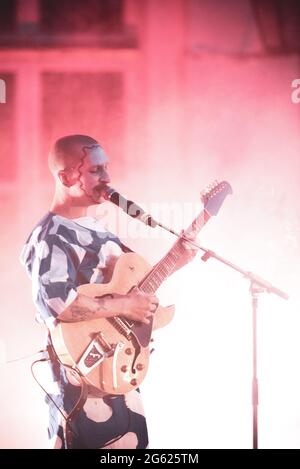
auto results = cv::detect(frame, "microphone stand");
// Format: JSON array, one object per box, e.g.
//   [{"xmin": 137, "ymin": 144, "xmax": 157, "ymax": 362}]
[{"xmin": 155, "ymin": 220, "xmax": 289, "ymax": 449}]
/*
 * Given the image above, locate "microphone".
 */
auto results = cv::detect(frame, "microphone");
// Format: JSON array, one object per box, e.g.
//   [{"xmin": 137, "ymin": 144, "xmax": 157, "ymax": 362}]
[{"xmin": 103, "ymin": 186, "xmax": 158, "ymax": 228}]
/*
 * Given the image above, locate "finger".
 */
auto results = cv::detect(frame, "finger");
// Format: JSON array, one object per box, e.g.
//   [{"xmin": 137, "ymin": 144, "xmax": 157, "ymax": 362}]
[
  {"xmin": 183, "ymin": 236, "xmax": 198, "ymax": 249},
  {"xmin": 182, "ymin": 240, "xmax": 194, "ymax": 250},
  {"xmin": 141, "ymin": 316, "xmax": 150, "ymax": 325},
  {"xmin": 184, "ymin": 232, "xmax": 196, "ymax": 240}
]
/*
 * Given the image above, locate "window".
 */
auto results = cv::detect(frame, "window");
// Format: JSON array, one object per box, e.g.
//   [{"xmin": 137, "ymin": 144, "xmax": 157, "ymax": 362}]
[
  {"xmin": 0, "ymin": 0, "xmax": 16, "ymax": 33},
  {"xmin": 40, "ymin": 0, "xmax": 123, "ymax": 34}
]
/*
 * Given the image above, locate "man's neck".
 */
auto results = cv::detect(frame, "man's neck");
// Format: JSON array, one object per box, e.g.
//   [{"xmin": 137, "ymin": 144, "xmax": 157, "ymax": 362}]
[{"xmin": 50, "ymin": 201, "xmax": 89, "ymax": 219}]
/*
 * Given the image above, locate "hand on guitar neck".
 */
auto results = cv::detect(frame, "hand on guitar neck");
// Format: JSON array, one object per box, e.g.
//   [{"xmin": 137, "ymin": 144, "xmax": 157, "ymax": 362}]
[{"xmin": 172, "ymin": 230, "xmax": 198, "ymax": 273}]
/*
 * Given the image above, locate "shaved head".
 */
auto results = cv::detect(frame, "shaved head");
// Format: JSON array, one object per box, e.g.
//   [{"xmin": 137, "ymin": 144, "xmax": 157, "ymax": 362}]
[{"xmin": 48, "ymin": 134, "xmax": 101, "ymax": 174}]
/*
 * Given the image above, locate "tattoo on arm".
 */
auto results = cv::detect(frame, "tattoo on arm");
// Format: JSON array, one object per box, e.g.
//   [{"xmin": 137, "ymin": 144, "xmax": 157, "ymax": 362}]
[
  {"xmin": 70, "ymin": 305, "xmax": 93, "ymax": 321},
  {"xmin": 69, "ymin": 298, "xmax": 110, "ymax": 322}
]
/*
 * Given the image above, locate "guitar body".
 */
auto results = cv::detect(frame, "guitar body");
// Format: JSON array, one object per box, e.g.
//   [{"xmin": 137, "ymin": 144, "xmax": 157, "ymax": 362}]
[{"xmin": 50, "ymin": 252, "xmax": 174, "ymax": 395}]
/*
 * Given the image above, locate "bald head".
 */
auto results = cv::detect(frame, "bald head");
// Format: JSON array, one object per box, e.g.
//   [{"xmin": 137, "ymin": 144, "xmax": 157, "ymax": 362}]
[{"xmin": 48, "ymin": 134, "xmax": 101, "ymax": 174}]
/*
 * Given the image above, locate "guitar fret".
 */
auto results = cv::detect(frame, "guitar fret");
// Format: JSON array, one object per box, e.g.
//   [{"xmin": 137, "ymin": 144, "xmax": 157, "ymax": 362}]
[
  {"xmin": 141, "ymin": 284, "xmax": 152, "ymax": 294},
  {"xmin": 149, "ymin": 279, "xmax": 158, "ymax": 291},
  {"xmin": 160, "ymin": 269, "xmax": 169, "ymax": 280},
  {"xmin": 152, "ymin": 274, "xmax": 162, "ymax": 286},
  {"xmin": 151, "ymin": 274, "xmax": 163, "ymax": 288},
  {"xmin": 165, "ymin": 253, "xmax": 177, "ymax": 267},
  {"xmin": 162, "ymin": 263, "xmax": 171, "ymax": 275},
  {"xmin": 157, "ymin": 262, "xmax": 171, "ymax": 277},
  {"xmin": 158, "ymin": 265, "xmax": 169, "ymax": 276}
]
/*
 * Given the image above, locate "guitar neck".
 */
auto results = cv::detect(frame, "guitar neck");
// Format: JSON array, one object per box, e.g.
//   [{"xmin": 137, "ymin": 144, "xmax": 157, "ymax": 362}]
[{"xmin": 138, "ymin": 208, "xmax": 211, "ymax": 294}]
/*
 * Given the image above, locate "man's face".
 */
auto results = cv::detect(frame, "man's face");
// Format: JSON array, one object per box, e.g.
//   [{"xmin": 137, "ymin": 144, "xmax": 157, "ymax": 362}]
[{"xmin": 70, "ymin": 145, "xmax": 111, "ymax": 205}]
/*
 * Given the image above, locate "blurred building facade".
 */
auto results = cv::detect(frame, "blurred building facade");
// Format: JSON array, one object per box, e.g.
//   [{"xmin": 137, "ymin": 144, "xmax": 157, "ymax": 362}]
[{"xmin": 1, "ymin": 0, "xmax": 300, "ymax": 208}]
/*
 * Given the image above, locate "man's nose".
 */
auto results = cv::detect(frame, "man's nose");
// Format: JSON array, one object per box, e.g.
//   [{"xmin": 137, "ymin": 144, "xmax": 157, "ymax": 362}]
[{"xmin": 100, "ymin": 170, "xmax": 110, "ymax": 184}]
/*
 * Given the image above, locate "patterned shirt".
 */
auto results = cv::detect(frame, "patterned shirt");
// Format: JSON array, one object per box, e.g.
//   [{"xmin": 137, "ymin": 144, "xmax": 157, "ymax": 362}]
[
  {"xmin": 20, "ymin": 212, "xmax": 127, "ymax": 327},
  {"xmin": 20, "ymin": 212, "xmax": 148, "ymax": 449}
]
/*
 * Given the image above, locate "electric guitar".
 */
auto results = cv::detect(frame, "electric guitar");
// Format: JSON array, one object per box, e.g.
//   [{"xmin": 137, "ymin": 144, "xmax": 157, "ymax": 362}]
[{"xmin": 50, "ymin": 181, "xmax": 232, "ymax": 395}]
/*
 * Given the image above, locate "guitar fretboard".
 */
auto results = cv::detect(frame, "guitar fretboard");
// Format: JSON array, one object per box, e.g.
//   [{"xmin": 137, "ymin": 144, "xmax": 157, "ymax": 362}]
[{"xmin": 138, "ymin": 209, "xmax": 210, "ymax": 294}]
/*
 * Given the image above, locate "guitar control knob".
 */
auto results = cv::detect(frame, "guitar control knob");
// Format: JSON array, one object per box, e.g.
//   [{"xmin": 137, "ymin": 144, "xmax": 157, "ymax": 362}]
[
  {"xmin": 121, "ymin": 365, "xmax": 128, "ymax": 372},
  {"xmin": 130, "ymin": 378, "xmax": 138, "ymax": 386},
  {"xmin": 136, "ymin": 363, "xmax": 144, "ymax": 371},
  {"xmin": 125, "ymin": 348, "xmax": 132, "ymax": 355}
]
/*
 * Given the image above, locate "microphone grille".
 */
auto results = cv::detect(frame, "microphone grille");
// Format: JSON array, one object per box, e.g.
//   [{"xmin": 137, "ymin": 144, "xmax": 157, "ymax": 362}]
[{"xmin": 103, "ymin": 185, "xmax": 116, "ymax": 200}]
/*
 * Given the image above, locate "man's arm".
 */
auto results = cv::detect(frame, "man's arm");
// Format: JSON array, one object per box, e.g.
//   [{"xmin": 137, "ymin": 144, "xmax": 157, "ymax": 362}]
[{"xmin": 57, "ymin": 287, "xmax": 158, "ymax": 325}]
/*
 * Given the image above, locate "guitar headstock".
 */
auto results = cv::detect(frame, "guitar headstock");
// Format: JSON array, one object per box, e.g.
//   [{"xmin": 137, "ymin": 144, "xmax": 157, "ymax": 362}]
[{"xmin": 201, "ymin": 180, "xmax": 233, "ymax": 216}]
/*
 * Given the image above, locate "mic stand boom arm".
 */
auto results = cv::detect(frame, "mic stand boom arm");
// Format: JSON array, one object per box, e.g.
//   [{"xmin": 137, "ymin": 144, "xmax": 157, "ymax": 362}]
[{"xmin": 156, "ymin": 219, "xmax": 289, "ymax": 300}]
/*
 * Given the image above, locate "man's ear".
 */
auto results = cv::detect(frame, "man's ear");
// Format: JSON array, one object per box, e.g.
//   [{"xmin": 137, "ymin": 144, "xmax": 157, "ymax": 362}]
[{"xmin": 58, "ymin": 169, "xmax": 77, "ymax": 187}]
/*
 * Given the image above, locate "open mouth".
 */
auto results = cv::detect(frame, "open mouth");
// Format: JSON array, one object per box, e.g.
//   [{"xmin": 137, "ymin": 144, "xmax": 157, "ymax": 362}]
[{"xmin": 93, "ymin": 184, "xmax": 108, "ymax": 198}]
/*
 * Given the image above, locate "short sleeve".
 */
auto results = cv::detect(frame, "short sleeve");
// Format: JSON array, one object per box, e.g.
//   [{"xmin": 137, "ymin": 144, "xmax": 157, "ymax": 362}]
[{"xmin": 32, "ymin": 234, "xmax": 80, "ymax": 326}]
